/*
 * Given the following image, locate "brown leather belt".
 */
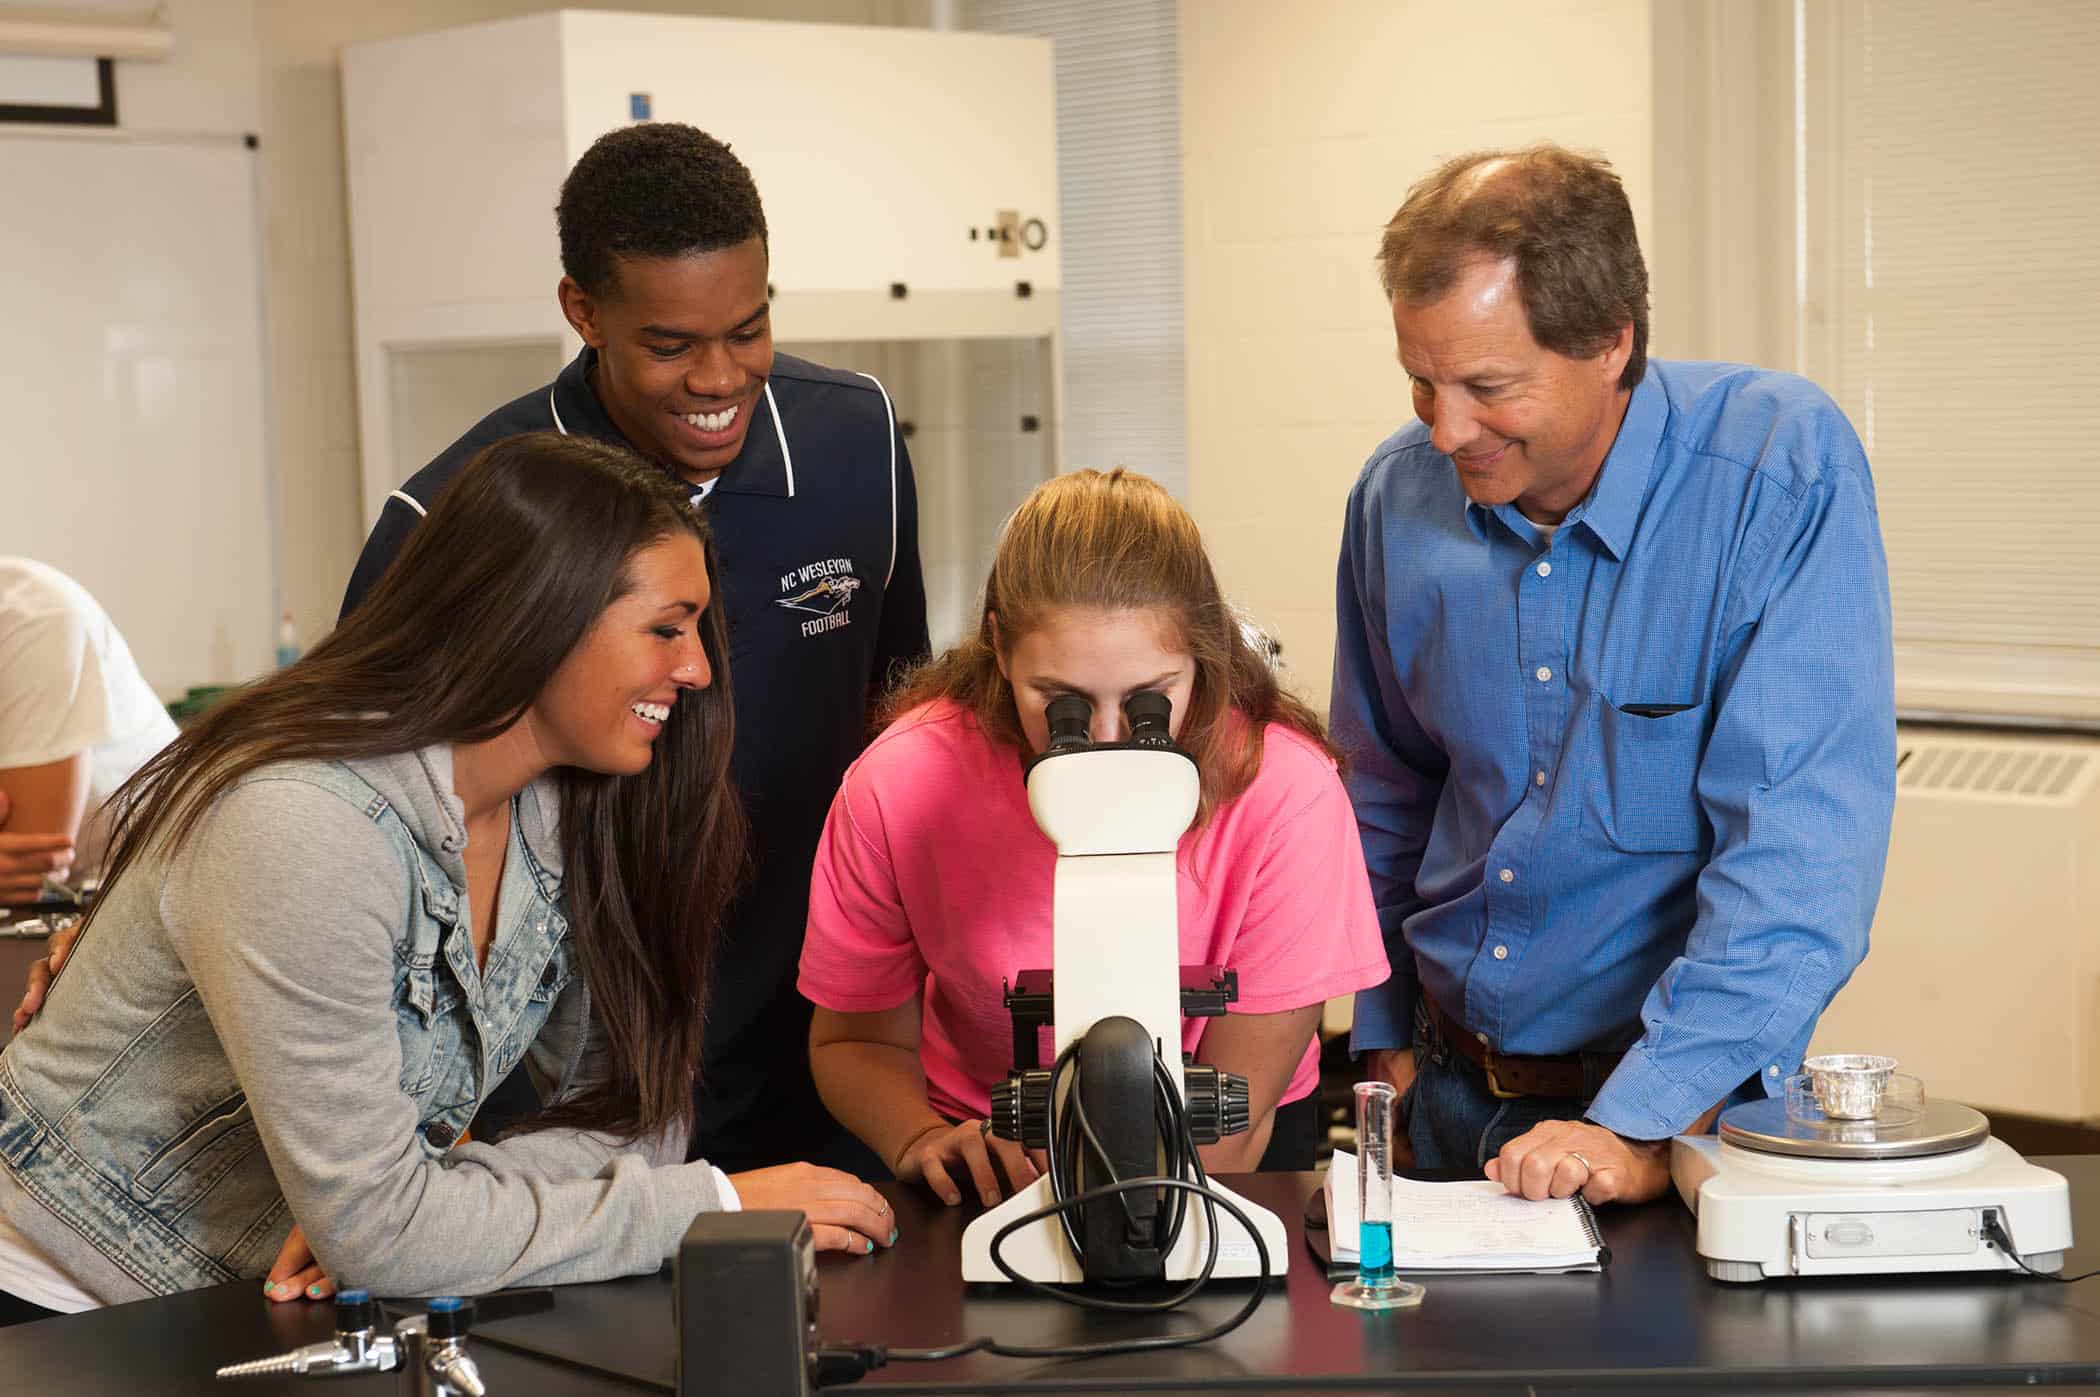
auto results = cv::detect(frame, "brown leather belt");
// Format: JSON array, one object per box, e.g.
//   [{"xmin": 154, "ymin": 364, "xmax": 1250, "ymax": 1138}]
[{"xmin": 1425, "ymin": 994, "xmax": 1622, "ymax": 1100}]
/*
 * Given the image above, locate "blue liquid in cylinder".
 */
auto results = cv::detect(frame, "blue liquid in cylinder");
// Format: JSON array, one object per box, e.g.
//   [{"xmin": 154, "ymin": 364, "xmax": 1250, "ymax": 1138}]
[{"xmin": 1357, "ymin": 1220, "xmax": 1395, "ymax": 1285}]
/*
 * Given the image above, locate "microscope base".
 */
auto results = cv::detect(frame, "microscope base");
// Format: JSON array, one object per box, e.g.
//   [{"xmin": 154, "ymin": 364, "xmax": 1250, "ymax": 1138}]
[{"xmin": 960, "ymin": 1174, "xmax": 1288, "ymax": 1283}]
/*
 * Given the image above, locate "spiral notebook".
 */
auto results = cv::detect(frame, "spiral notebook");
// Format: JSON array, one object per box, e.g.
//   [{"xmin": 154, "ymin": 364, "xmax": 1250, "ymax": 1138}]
[{"xmin": 1320, "ymin": 1149, "xmax": 1608, "ymax": 1274}]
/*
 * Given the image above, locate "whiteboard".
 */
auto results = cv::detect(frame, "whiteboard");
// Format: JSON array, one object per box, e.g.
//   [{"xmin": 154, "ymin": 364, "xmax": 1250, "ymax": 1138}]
[{"xmin": 0, "ymin": 133, "xmax": 272, "ymax": 695}]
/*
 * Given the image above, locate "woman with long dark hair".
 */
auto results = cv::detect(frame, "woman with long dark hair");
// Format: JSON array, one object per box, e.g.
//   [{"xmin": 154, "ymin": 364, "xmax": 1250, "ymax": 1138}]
[{"xmin": 0, "ymin": 434, "xmax": 890, "ymax": 1325}]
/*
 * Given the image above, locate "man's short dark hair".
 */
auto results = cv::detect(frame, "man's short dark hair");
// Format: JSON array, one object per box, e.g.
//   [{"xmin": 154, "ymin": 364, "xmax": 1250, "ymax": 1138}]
[
  {"xmin": 557, "ymin": 122, "xmax": 768, "ymax": 299},
  {"xmin": 1376, "ymin": 144, "xmax": 1649, "ymax": 390}
]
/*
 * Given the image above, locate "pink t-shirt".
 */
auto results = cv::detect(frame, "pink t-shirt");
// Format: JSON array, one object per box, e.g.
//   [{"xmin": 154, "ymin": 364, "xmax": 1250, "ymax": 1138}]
[{"xmin": 798, "ymin": 700, "xmax": 1390, "ymax": 1123}]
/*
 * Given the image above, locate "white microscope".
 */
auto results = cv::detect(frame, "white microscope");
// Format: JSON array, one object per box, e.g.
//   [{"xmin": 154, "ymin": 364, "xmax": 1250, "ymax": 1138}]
[{"xmin": 959, "ymin": 690, "xmax": 1289, "ymax": 1286}]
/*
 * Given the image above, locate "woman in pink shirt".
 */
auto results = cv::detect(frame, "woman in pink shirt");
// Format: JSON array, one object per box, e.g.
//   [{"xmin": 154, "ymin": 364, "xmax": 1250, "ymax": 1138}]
[{"xmin": 798, "ymin": 469, "xmax": 1389, "ymax": 1209}]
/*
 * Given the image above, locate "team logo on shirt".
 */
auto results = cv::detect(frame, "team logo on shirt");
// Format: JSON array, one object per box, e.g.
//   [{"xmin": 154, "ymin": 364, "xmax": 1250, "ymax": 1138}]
[{"xmin": 776, "ymin": 557, "xmax": 862, "ymax": 636}]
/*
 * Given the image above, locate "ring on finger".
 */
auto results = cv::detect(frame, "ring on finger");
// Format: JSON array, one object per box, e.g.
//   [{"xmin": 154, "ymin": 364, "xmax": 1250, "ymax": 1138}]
[
  {"xmin": 979, "ymin": 1118, "xmax": 993, "ymax": 1141},
  {"xmin": 1567, "ymin": 1150, "xmax": 1594, "ymax": 1180}
]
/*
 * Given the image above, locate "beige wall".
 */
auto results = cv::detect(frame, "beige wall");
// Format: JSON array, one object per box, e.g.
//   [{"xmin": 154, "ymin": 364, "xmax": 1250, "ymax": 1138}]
[
  {"xmin": 1648, "ymin": 0, "xmax": 1795, "ymax": 374},
  {"xmin": 1179, "ymin": 0, "xmax": 1653, "ymax": 708},
  {"xmin": 78, "ymin": 0, "xmax": 260, "ymax": 132}
]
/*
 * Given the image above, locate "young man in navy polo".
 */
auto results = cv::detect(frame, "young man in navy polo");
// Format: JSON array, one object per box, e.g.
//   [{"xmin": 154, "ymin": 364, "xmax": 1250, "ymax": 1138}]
[{"xmin": 342, "ymin": 123, "xmax": 928, "ymax": 1176}]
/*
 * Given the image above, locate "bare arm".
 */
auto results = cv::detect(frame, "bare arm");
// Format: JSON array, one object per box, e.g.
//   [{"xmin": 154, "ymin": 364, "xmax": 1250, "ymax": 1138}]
[
  {"xmin": 809, "ymin": 999, "xmax": 946, "ymax": 1172},
  {"xmin": 1191, "ymin": 1003, "xmax": 1323, "ymax": 1173},
  {"xmin": 809, "ymin": 1000, "xmax": 1039, "ymax": 1206},
  {"xmin": 0, "ymin": 757, "xmax": 88, "ymax": 900}
]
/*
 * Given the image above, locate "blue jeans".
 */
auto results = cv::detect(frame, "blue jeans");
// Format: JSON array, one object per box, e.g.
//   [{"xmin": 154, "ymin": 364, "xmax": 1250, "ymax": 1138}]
[{"xmin": 1401, "ymin": 1000, "xmax": 1597, "ymax": 1172}]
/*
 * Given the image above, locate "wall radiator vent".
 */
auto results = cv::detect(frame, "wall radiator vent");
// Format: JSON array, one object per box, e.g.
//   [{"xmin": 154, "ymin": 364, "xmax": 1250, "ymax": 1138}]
[
  {"xmin": 1812, "ymin": 727, "xmax": 2100, "ymax": 1123},
  {"xmin": 1898, "ymin": 742, "xmax": 2092, "ymax": 800}
]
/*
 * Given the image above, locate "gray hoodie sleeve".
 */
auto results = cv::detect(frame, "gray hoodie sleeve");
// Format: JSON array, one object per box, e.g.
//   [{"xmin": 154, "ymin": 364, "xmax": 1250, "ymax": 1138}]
[{"xmin": 160, "ymin": 778, "xmax": 723, "ymax": 1296}]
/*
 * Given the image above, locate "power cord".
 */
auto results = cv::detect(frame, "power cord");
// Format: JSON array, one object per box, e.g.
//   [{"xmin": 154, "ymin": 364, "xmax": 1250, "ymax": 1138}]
[
  {"xmin": 1043, "ymin": 1043, "xmax": 1197, "ymax": 1288},
  {"xmin": 817, "ymin": 1040, "xmax": 1272, "ymax": 1381},
  {"xmin": 1982, "ymin": 1210, "xmax": 2100, "ymax": 1283}
]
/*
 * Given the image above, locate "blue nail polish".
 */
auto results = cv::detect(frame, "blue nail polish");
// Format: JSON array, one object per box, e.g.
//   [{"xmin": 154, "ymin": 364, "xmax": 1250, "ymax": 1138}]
[
  {"xmin": 888, "ymin": 1227, "xmax": 899, "ymax": 1246},
  {"xmin": 307, "ymin": 1284, "xmax": 324, "ymax": 1298}
]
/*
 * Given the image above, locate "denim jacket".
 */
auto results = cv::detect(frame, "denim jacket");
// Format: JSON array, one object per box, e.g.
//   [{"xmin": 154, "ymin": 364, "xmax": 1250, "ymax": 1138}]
[{"xmin": 0, "ymin": 746, "xmax": 721, "ymax": 1303}]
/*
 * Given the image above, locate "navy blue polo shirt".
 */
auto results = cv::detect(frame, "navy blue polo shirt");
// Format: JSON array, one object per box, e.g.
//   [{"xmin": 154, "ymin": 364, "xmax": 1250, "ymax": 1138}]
[{"xmin": 341, "ymin": 347, "xmax": 929, "ymax": 1172}]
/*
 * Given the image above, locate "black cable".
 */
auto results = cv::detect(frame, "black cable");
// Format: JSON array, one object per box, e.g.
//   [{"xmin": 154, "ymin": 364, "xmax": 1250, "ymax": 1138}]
[
  {"xmin": 1149, "ymin": 1051, "xmax": 1196, "ymax": 1253},
  {"xmin": 870, "ymin": 1178, "xmax": 1268, "ymax": 1364},
  {"xmin": 1044, "ymin": 1041, "xmax": 1200, "ymax": 1266},
  {"xmin": 1066, "ymin": 1048, "xmax": 1196, "ymax": 1248},
  {"xmin": 869, "ymin": 1040, "xmax": 1272, "ymax": 1366},
  {"xmin": 1983, "ymin": 1212, "xmax": 2100, "ymax": 1283},
  {"xmin": 1041, "ymin": 1040, "xmax": 1208, "ymax": 1312},
  {"xmin": 1044, "ymin": 1043, "xmax": 1085, "ymax": 1255}
]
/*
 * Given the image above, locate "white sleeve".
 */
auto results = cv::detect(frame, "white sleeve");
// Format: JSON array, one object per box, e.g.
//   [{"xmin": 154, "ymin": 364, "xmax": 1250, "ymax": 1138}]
[{"xmin": 0, "ymin": 608, "xmax": 116, "ymax": 770}]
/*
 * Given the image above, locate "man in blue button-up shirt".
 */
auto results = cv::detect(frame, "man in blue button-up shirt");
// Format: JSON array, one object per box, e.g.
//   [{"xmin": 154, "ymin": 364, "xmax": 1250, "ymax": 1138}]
[{"xmin": 1336, "ymin": 145, "xmax": 1895, "ymax": 1205}]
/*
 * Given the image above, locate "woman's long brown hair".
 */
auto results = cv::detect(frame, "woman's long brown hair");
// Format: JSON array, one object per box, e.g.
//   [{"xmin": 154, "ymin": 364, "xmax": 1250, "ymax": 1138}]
[
  {"xmin": 886, "ymin": 467, "xmax": 1335, "ymax": 824},
  {"xmin": 89, "ymin": 433, "xmax": 743, "ymax": 1142}
]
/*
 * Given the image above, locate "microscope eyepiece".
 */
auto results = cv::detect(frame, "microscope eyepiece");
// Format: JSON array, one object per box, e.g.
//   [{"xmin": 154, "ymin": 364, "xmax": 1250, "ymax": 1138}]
[
  {"xmin": 1044, "ymin": 694, "xmax": 1093, "ymax": 753},
  {"xmin": 1123, "ymin": 690, "xmax": 1174, "ymax": 748}
]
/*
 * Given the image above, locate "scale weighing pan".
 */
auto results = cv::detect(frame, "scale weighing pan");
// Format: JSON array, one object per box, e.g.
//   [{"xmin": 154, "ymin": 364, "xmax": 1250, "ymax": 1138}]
[{"xmin": 1673, "ymin": 1090, "xmax": 2073, "ymax": 1282}]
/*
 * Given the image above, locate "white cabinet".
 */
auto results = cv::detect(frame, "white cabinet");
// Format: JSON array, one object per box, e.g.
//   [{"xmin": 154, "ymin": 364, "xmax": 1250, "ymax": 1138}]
[{"xmin": 341, "ymin": 10, "xmax": 1058, "ymax": 528}]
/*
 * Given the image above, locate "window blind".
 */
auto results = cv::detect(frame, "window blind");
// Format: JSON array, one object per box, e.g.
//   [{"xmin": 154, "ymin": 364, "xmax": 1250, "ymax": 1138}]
[{"xmin": 1802, "ymin": 0, "xmax": 2100, "ymax": 717}]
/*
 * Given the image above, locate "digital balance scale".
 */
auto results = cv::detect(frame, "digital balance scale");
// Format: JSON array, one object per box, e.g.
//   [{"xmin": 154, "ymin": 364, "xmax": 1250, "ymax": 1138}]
[{"xmin": 1672, "ymin": 1085, "xmax": 2073, "ymax": 1283}]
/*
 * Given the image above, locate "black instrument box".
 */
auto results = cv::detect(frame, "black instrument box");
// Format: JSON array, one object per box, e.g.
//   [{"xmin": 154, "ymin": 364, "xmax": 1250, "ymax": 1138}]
[{"xmin": 675, "ymin": 1211, "xmax": 817, "ymax": 1396}]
